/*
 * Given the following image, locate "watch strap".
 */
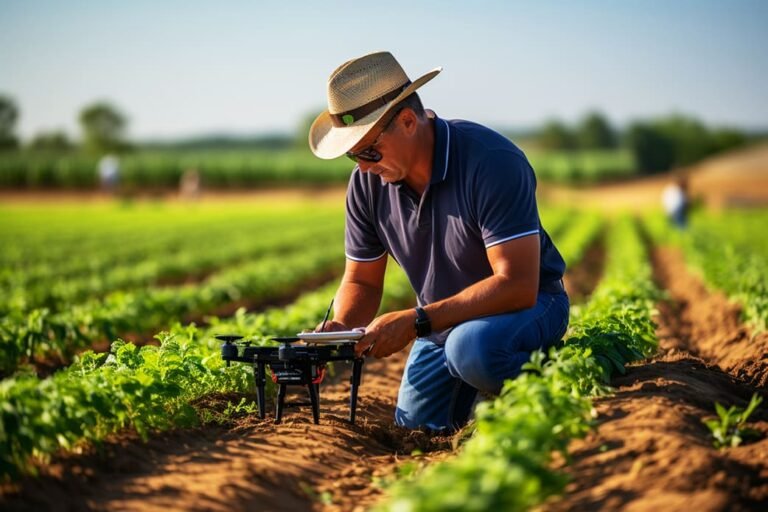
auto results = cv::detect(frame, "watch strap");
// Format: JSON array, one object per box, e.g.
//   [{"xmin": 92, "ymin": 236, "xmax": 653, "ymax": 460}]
[{"xmin": 414, "ymin": 306, "xmax": 432, "ymax": 337}]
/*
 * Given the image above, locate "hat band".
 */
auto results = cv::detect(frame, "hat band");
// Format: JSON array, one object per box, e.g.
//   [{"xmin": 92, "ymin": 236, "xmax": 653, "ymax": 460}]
[{"xmin": 329, "ymin": 80, "xmax": 412, "ymax": 128}]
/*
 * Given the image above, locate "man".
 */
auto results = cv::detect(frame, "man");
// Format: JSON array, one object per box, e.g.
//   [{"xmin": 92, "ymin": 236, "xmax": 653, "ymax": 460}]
[{"xmin": 309, "ymin": 51, "xmax": 569, "ymax": 431}]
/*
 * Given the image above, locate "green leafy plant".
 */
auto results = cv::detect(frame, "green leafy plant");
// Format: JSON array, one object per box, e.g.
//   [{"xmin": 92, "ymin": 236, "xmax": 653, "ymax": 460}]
[{"xmin": 703, "ymin": 393, "xmax": 763, "ymax": 449}]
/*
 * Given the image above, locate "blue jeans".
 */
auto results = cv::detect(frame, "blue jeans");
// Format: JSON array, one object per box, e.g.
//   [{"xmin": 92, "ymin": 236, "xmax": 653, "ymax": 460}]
[{"xmin": 394, "ymin": 291, "xmax": 570, "ymax": 431}]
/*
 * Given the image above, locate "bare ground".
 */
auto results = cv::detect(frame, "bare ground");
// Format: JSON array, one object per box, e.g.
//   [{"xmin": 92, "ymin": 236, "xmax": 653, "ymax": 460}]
[
  {"xmin": 545, "ymin": 247, "xmax": 768, "ymax": 511},
  {"xmin": 0, "ymin": 347, "xmax": 459, "ymax": 512},
  {"xmin": 0, "ymin": 237, "xmax": 609, "ymax": 512}
]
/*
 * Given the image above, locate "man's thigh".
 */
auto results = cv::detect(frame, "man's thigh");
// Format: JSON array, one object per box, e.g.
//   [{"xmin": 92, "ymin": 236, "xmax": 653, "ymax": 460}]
[
  {"xmin": 394, "ymin": 338, "xmax": 477, "ymax": 431},
  {"xmin": 444, "ymin": 292, "xmax": 570, "ymax": 392}
]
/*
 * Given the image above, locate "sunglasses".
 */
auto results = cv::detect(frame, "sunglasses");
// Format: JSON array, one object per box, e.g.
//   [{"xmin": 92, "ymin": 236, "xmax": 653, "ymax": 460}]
[{"xmin": 345, "ymin": 109, "xmax": 402, "ymax": 163}]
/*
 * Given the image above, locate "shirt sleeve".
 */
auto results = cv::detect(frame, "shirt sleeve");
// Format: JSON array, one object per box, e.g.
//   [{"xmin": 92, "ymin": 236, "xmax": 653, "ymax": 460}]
[
  {"xmin": 473, "ymin": 150, "xmax": 540, "ymax": 248},
  {"xmin": 344, "ymin": 170, "xmax": 387, "ymax": 261}
]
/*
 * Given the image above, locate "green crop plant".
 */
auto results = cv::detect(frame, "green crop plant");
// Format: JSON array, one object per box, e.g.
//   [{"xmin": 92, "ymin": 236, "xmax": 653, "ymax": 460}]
[
  {"xmin": 379, "ymin": 216, "xmax": 659, "ymax": 511},
  {"xmin": 703, "ymin": 393, "xmax": 763, "ymax": 449},
  {"xmin": 0, "ymin": 261, "xmax": 414, "ymax": 479}
]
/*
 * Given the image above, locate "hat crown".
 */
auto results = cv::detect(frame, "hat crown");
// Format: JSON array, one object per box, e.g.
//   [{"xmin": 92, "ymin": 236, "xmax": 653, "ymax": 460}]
[{"xmin": 326, "ymin": 51, "xmax": 410, "ymax": 115}]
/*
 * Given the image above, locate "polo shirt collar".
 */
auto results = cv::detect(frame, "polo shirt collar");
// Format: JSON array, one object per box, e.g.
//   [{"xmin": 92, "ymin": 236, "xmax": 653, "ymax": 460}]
[{"xmin": 429, "ymin": 113, "xmax": 450, "ymax": 185}]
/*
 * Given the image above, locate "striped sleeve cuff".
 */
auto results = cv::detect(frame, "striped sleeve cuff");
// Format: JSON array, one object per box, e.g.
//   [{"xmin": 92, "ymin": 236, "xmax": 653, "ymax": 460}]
[{"xmin": 484, "ymin": 229, "xmax": 540, "ymax": 249}]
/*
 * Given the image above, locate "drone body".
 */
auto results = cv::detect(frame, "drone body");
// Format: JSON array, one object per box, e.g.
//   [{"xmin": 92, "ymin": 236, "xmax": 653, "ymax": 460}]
[{"xmin": 217, "ymin": 334, "xmax": 364, "ymax": 425}]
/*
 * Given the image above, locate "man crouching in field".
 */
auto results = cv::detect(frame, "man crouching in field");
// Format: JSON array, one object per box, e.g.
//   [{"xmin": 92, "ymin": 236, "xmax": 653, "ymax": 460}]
[{"xmin": 310, "ymin": 51, "xmax": 569, "ymax": 431}]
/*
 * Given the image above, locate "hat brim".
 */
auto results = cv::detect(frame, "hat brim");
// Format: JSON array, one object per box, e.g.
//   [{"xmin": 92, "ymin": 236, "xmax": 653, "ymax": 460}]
[{"xmin": 308, "ymin": 67, "xmax": 442, "ymax": 160}]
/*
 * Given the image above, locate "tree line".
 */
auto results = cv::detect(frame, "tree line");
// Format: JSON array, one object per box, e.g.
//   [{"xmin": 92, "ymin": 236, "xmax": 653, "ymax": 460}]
[
  {"xmin": 0, "ymin": 93, "xmax": 755, "ymax": 175},
  {"xmin": 0, "ymin": 95, "xmax": 129, "ymax": 155},
  {"xmin": 536, "ymin": 111, "xmax": 749, "ymax": 173}
]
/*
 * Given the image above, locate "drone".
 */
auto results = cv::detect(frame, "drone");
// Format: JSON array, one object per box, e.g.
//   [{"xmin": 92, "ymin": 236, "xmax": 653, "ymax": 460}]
[{"xmin": 217, "ymin": 333, "xmax": 365, "ymax": 425}]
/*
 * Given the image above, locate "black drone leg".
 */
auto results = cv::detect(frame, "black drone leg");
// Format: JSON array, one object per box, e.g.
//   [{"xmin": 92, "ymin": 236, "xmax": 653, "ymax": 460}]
[
  {"xmin": 255, "ymin": 362, "xmax": 266, "ymax": 420},
  {"xmin": 349, "ymin": 358, "xmax": 364, "ymax": 425},
  {"xmin": 308, "ymin": 382, "xmax": 320, "ymax": 425},
  {"xmin": 275, "ymin": 383, "xmax": 287, "ymax": 424}
]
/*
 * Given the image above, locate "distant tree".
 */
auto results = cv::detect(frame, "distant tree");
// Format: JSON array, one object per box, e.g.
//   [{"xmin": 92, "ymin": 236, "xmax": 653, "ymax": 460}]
[
  {"xmin": 626, "ymin": 122, "xmax": 675, "ymax": 173},
  {"xmin": 626, "ymin": 114, "xmax": 748, "ymax": 174},
  {"xmin": 539, "ymin": 119, "xmax": 576, "ymax": 151},
  {"xmin": 28, "ymin": 130, "xmax": 74, "ymax": 152},
  {"xmin": 0, "ymin": 94, "xmax": 20, "ymax": 151},
  {"xmin": 709, "ymin": 128, "xmax": 747, "ymax": 153},
  {"xmin": 577, "ymin": 111, "xmax": 616, "ymax": 149},
  {"xmin": 78, "ymin": 102, "xmax": 129, "ymax": 154},
  {"xmin": 654, "ymin": 115, "xmax": 712, "ymax": 167}
]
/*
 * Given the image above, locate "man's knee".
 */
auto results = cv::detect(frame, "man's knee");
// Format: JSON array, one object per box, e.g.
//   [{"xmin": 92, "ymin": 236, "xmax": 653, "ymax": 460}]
[{"xmin": 444, "ymin": 321, "xmax": 500, "ymax": 392}]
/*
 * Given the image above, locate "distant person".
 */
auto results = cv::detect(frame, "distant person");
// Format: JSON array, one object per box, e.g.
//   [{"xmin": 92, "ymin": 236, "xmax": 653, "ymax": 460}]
[
  {"xmin": 180, "ymin": 168, "xmax": 201, "ymax": 200},
  {"xmin": 97, "ymin": 154, "xmax": 120, "ymax": 194},
  {"xmin": 662, "ymin": 177, "xmax": 689, "ymax": 229},
  {"xmin": 308, "ymin": 51, "xmax": 568, "ymax": 431}
]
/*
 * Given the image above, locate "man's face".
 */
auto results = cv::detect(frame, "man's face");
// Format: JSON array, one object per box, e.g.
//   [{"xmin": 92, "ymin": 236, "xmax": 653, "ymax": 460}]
[{"xmin": 349, "ymin": 113, "xmax": 408, "ymax": 183}]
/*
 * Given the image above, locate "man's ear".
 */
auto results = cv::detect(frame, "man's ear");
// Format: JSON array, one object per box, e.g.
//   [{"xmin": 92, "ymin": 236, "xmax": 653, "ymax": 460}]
[{"xmin": 398, "ymin": 108, "xmax": 419, "ymax": 135}]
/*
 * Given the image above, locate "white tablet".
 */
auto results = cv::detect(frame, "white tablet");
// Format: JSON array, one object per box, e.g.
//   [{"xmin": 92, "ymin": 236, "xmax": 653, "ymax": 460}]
[{"xmin": 296, "ymin": 330, "xmax": 365, "ymax": 343}]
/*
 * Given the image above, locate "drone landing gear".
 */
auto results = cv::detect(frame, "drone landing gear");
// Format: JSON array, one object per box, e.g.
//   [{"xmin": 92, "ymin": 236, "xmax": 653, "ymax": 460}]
[{"xmin": 250, "ymin": 352, "xmax": 364, "ymax": 425}]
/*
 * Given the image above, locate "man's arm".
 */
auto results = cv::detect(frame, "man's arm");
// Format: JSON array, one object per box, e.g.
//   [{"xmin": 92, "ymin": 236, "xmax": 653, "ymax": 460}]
[
  {"xmin": 360, "ymin": 234, "xmax": 539, "ymax": 358},
  {"xmin": 317, "ymin": 256, "xmax": 388, "ymax": 333}
]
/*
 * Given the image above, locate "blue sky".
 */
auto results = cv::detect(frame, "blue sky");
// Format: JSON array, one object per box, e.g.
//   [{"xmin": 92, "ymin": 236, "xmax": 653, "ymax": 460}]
[{"xmin": 1, "ymin": 0, "xmax": 766, "ymax": 140}]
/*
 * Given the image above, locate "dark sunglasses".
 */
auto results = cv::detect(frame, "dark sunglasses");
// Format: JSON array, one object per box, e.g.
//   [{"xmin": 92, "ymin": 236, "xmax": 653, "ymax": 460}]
[{"xmin": 345, "ymin": 109, "xmax": 401, "ymax": 163}]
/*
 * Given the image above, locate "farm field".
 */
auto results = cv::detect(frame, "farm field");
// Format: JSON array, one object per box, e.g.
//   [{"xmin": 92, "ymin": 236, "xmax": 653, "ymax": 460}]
[
  {"xmin": 0, "ymin": 196, "xmax": 766, "ymax": 511},
  {"xmin": 0, "ymin": 148, "xmax": 634, "ymax": 190}
]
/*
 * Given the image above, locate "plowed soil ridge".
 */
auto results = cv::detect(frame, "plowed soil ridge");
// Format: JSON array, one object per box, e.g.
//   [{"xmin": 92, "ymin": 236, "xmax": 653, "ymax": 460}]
[
  {"xmin": 0, "ymin": 348, "xmax": 453, "ymax": 512},
  {"xmin": 0, "ymin": 244, "xmax": 629, "ymax": 512},
  {"xmin": 563, "ymin": 237, "xmax": 605, "ymax": 304},
  {"xmin": 546, "ymin": 246, "xmax": 768, "ymax": 512}
]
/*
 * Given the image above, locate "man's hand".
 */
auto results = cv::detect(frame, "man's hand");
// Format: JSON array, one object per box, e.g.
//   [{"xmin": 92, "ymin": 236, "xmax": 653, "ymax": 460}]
[
  {"xmin": 355, "ymin": 309, "xmax": 417, "ymax": 358},
  {"xmin": 314, "ymin": 319, "xmax": 348, "ymax": 332}
]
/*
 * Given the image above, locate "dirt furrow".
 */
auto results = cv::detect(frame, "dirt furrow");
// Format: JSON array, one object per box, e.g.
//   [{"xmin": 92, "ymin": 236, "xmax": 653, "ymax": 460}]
[
  {"xmin": 546, "ymin": 246, "xmax": 768, "ymax": 511},
  {"xmin": 2, "ymin": 347, "xmax": 455, "ymax": 512},
  {"xmin": 563, "ymin": 237, "xmax": 605, "ymax": 305}
]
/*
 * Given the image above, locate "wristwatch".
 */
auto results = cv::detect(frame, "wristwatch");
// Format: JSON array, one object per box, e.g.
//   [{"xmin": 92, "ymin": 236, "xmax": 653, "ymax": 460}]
[{"xmin": 414, "ymin": 307, "xmax": 432, "ymax": 337}]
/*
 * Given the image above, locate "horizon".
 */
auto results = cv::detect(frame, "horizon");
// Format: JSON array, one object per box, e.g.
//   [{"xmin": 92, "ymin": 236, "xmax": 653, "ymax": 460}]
[{"xmin": 2, "ymin": 0, "xmax": 766, "ymax": 141}]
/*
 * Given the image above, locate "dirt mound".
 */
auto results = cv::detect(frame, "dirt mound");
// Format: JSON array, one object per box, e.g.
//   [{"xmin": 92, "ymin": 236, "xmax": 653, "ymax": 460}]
[
  {"xmin": 652, "ymin": 247, "xmax": 768, "ymax": 388},
  {"xmin": 540, "ymin": 143, "xmax": 768, "ymax": 211},
  {"xmin": 547, "ymin": 246, "xmax": 768, "ymax": 511},
  {"xmin": 563, "ymin": 237, "xmax": 605, "ymax": 304},
  {"xmin": 0, "ymin": 348, "xmax": 453, "ymax": 512}
]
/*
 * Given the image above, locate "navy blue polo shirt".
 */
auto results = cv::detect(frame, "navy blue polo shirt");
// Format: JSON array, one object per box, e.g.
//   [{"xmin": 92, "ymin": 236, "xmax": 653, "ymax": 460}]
[{"xmin": 345, "ymin": 113, "xmax": 566, "ymax": 339}]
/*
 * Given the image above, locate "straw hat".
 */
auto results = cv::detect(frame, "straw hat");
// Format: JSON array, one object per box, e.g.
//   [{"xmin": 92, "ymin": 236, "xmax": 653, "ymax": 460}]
[{"xmin": 308, "ymin": 51, "xmax": 442, "ymax": 159}]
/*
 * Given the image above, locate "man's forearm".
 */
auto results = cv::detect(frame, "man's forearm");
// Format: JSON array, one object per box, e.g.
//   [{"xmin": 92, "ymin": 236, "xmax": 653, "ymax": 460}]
[
  {"xmin": 333, "ymin": 279, "xmax": 383, "ymax": 329},
  {"xmin": 423, "ymin": 273, "xmax": 538, "ymax": 333}
]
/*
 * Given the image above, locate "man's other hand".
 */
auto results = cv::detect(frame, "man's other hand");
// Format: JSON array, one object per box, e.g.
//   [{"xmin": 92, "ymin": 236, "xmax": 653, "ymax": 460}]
[
  {"xmin": 356, "ymin": 309, "xmax": 416, "ymax": 358},
  {"xmin": 313, "ymin": 319, "xmax": 348, "ymax": 332}
]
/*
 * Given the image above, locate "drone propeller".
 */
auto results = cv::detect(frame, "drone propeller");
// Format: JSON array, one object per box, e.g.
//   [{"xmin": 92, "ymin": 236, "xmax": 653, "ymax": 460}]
[
  {"xmin": 215, "ymin": 334, "xmax": 244, "ymax": 343},
  {"xmin": 271, "ymin": 336, "xmax": 302, "ymax": 343}
]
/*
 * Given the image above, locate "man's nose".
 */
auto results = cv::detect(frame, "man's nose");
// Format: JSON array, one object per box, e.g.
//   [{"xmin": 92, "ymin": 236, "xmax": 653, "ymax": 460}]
[{"xmin": 357, "ymin": 160, "xmax": 374, "ymax": 173}]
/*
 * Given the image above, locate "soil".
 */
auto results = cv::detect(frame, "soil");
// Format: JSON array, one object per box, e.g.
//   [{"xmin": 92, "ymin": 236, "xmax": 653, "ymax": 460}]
[
  {"xmin": 0, "ymin": 235, "xmax": 622, "ymax": 512},
  {"xmin": 563, "ymin": 237, "xmax": 605, "ymax": 304},
  {"xmin": 0, "ymin": 344, "xmax": 454, "ymax": 512},
  {"xmin": 540, "ymin": 142, "xmax": 768, "ymax": 212},
  {"xmin": 4, "ymin": 243, "xmax": 768, "ymax": 511},
  {"xmin": 545, "ymin": 247, "xmax": 768, "ymax": 511}
]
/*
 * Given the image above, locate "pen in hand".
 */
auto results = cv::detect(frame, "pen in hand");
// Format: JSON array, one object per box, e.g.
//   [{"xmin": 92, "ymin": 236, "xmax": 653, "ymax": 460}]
[{"xmin": 319, "ymin": 298, "xmax": 334, "ymax": 332}]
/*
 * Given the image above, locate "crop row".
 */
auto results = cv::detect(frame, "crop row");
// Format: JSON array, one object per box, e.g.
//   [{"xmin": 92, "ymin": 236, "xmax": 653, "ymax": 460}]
[
  {"xmin": 381, "ymin": 216, "xmax": 659, "ymax": 511},
  {"xmin": 0, "ymin": 202, "xmax": 338, "ymax": 273},
  {"xmin": 2, "ymin": 221, "xmax": 342, "ymax": 314},
  {"xmin": 0, "ymin": 149, "xmax": 634, "ymax": 189},
  {"xmin": 550, "ymin": 210, "xmax": 603, "ymax": 268},
  {"xmin": 644, "ymin": 211, "xmax": 767, "ymax": 332},
  {"xmin": 0, "ymin": 241, "xmax": 345, "ymax": 376},
  {"xmin": 0, "ymin": 263, "xmax": 413, "ymax": 479}
]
